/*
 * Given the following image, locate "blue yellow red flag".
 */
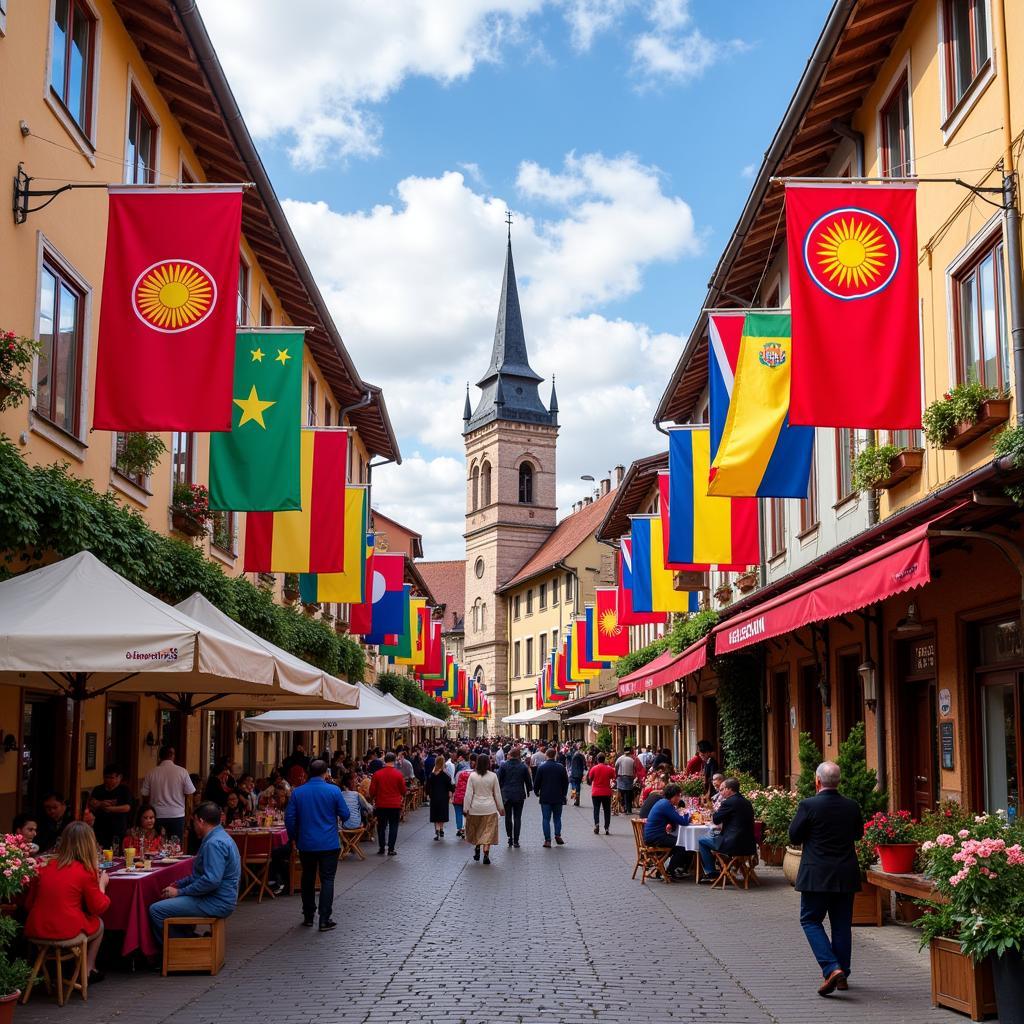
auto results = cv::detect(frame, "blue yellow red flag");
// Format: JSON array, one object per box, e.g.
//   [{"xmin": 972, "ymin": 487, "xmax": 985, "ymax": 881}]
[
  {"xmin": 630, "ymin": 516, "xmax": 700, "ymax": 613},
  {"xmin": 298, "ymin": 486, "xmax": 369, "ymax": 604}
]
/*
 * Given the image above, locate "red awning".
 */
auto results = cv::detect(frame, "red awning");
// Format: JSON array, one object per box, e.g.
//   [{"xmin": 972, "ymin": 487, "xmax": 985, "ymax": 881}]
[
  {"xmin": 618, "ymin": 639, "xmax": 708, "ymax": 698},
  {"xmin": 713, "ymin": 519, "xmax": 937, "ymax": 655}
]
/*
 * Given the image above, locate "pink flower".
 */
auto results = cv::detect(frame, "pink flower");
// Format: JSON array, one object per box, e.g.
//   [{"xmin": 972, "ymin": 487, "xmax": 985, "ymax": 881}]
[
  {"xmin": 921, "ymin": 840, "xmax": 935, "ymax": 852},
  {"xmin": 957, "ymin": 829, "xmax": 970, "ymax": 838},
  {"xmin": 936, "ymin": 834, "xmax": 955, "ymax": 847}
]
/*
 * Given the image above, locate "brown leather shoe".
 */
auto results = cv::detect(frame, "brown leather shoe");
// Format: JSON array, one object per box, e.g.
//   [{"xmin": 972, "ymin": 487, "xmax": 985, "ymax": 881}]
[
  {"xmin": 836, "ymin": 976, "xmax": 849, "ymax": 991},
  {"xmin": 818, "ymin": 969, "xmax": 845, "ymax": 996}
]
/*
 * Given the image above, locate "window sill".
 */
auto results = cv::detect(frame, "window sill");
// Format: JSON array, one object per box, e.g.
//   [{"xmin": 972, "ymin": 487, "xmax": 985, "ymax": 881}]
[
  {"xmin": 768, "ymin": 550, "xmax": 787, "ymax": 566},
  {"xmin": 44, "ymin": 91, "xmax": 97, "ymax": 167},
  {"xmin": 796, "ymin": 523, "xmax": 819, "ymax": 542},
  {"xmin": 110, "ymin": 469, "xmax": 152, "ymax": 506},
  {"xmin": 209, "ymin": 543, "xmax": 237, "ymax": 566},
  {"xmin": 941, "ymin": 60, "xmax": 995, "ymax": 145},
  {"xmin": 30, "ymin": 411, "xmax": 87, "ymax": 462}
]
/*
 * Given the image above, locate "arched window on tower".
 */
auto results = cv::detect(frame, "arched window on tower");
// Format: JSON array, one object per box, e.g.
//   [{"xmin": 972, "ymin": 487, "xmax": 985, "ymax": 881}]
[
  {"xmin": 518, "ymin": 462, "xmax": 534, "ymax": 504},
  {"xmin": 471, "ymin": 465, "xmax": 480, "ymax": 511},
  {"xmin": 481, "ymin": 461, "xmax": 492, "ymax": 506},
  {"xmin": 481, "ymin": 602, "xmax": 488, "ymax": 631}
]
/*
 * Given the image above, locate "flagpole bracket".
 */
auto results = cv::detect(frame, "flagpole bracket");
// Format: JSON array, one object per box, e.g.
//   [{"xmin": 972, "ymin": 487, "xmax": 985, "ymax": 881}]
[{"xmin": 12, "ymin": 163, "xmax": 106, "ymax": 225}]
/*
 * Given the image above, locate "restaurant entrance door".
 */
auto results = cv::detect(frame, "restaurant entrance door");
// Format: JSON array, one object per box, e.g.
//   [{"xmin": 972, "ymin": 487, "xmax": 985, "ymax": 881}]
[
  {"xmin": 21, "ymin": 694, "xmax": 65, "ymax": 813},
  {"xmin": 771, "ymin": 669, "xmax": 791, "ymax": 789},
  {"xmin": 897, "ymin": 636, "xmax": 938, "ymax": 819},
  {"xmin": 979, "ymin": 670, "xmax": 1021, "ymax": 822}
]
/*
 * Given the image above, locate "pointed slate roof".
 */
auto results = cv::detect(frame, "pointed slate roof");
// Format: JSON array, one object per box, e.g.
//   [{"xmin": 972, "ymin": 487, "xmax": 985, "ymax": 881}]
[{"xmin": 465, "ymin": 240, "xmax": 558, "ymax": 433}]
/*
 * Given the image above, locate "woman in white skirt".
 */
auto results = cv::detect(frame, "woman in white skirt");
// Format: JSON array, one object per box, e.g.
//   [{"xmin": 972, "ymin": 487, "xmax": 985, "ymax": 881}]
[{"xmin": 462, "ymin": 753, "xmax": 504, "ymax": 865}]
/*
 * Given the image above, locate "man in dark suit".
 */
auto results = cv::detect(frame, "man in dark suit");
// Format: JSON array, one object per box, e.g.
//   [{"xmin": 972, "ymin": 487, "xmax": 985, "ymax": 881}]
[
  {"xmin": 697, "ymin": 778, "xmax": 756, "ymax": 881},
  {"xmin": 788, "ymin": 761, "xmax": 863, "ymax": 997}
]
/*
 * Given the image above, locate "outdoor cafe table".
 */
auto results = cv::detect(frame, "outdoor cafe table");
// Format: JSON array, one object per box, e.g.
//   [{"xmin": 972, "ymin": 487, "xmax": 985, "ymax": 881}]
[
  {"xmin": 675, "ymin": 823, "xmax": 714, "ymax": 883},
  {"xmin": 104, "ymin": 856, "xmax": 195, "ymax": 957},
  {"xmin": 227, "ymin": 826, "xmax": 289, "ymax": 850}
]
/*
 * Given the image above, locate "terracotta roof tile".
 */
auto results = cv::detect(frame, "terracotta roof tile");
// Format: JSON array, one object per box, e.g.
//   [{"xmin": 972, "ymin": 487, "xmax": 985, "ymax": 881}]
[{"xmin": 416, "ymin": 560, "xmax": 466, "ymax": 632}]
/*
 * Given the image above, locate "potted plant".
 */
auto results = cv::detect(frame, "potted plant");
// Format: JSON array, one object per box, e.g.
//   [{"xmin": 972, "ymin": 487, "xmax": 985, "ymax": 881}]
[
  {"xmin": 170, "ymin": 483, "xmax": 211, "ymax": 539},
  {"xmin": 674, "ymin": 773, "xmax": 707, "ymax": 799},
  {"xmin": 851, "ymin": 443, "xmax": 923, "ymax": 491},
  {"xmin": 0, "ymin": 329, "xmax": 41, "ymax": 412},
  {"xmin": 922, "ymin": 381, "xmax": 1009, "ymax": 450},
  {"xmin": 115, "ymin": 432, "xmax": 167, "ymax": 479},
  {"xmin": 994, "ymin": 424, "xmax": 1024, "ymax": 505},
  {"xmin": 734, "ymin": 569, "xmax": 758, "ymax": 594},
  {"xmin": 714, "ymin": 583, "xmax": 733, "ymax": 606},
  {"xmin": 0, "ymin": 832, "xmax": 39, "ymax": 1015},
  {"xmin": 784, "ymin": 732, "xmax": 824, "ymax": 885},
  {"xmin": 283, "ymin": 573, "xmax": 300, "ymax": 604},
  {"xmin": 750, "ymin": 788, "xmax": 797, "ymax": 866},
  {"xmin": 862, "ymin": 810, "xmax": 918, "ymax": 873},
  {"xmin": 916, "ymin": 901, "xmax": 997, "ymax": 1019}
]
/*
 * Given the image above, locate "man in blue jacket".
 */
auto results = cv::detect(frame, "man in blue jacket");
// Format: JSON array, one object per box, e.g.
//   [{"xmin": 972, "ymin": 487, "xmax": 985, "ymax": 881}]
[
  {"xmin": 533, "ymin": 748, "xmax": 569, "ymax": 848},
  {"xmin": 285, "ymin": 759, "xmax": 350, "ymax": 931},
  {"xmin": 150, "ymin": 801, "xmax": 241, "ymax": 944},
  {"xmin": 643, "ymin": 783, "xmax": 692, "ymax": 880}
]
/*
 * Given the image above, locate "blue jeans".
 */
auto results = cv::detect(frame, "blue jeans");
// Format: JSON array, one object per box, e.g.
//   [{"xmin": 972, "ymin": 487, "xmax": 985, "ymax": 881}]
[
  {"xmin": 300, "ymin": 849, "xmax": 339, "ymax": 925},
  {"xmin": 799, "ymin": 891, "xmax": 855, "ymax": 978},
  {"xmin": 541, "ymin": 803, "xmax": 563, "ymax": 842},
  {"xmin": 149, "ymin": 895, "xmax": 220, "ymax": 945},
  {"xmin": 699, "ymin": 834, "xmax": 722, "ymax": 876},
  {"xmin": 454, "ymin": 805, "xmax": 464, "ymax": 830}
]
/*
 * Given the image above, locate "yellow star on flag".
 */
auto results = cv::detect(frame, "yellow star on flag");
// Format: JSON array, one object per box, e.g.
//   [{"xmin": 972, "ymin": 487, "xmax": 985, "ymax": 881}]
[
  {"xmin": 275, "ymin": 348, "xmax": 291, "ymax": 365},
  {"xmin": 250, "ymin": 347, "xmax": 265, "ymax": 362},
  {"xmin": 233, "ymin": 385, "xmax": 276, "ymax": 429}
]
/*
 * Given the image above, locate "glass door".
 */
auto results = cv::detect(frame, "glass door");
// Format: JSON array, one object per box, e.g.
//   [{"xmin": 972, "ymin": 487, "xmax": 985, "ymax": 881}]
[{"xmin": 981, "ymin": 672, "xmax": 1021, "ymax": 822}]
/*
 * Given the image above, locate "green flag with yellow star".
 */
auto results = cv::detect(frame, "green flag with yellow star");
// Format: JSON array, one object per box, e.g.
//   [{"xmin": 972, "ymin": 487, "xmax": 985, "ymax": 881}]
[{"xmin": 209, "ymin": 329, "xmax": 304, "ymax": 510}]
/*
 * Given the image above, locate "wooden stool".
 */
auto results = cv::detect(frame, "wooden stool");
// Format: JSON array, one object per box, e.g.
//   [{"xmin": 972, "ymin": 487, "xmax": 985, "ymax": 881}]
[
  {"xmin": 711, "ymin": 852, "xmax": 760, "ymax": 890},
  {"xmin": 630, "ymin": 818, "xmax": 671, "ymax": 885},
  {"xmin": 340, "ymin": 828, "xmax": 366, "ymax": 861},
  {"xmin": 22, "ymin": 934, "xmax": 89, "ymax": 1005},
  {"xmin": 161, "ymin": 917, "xmax": 225, "ymax": 976}
]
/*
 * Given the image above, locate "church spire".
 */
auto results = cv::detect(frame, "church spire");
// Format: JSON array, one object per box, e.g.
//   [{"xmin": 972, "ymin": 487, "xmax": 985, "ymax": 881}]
[{"xmin": 463, "ymin": 383, "xmax": 472, "ymax": 422}]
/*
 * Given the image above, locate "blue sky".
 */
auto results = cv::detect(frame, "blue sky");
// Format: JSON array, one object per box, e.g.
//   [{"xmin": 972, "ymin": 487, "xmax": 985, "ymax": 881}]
[{"xmin": 200, "ymin": 0, "xmax": 832, "ymax": 558}]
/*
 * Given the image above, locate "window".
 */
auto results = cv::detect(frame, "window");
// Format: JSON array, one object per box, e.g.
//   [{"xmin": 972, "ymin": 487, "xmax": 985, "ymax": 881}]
[
  {"xmin": 539, "ymin": 582, "xmax": 547, "ymax": 610},
  {"xmin": 211, "ymin": 510, "xmax": 235, "ymax": 554},
  {"xmin": 526, "ymin": 697, "xmax": 534, "ymax": 711},
  {"xmin": 36, "ymin": 257, "xmax": 85, "ymax": 436},
  {"xmin": 513, "ymin": 699, "xmax": 521, "ymax": 715},
  {"xmin": 525, "ymin": 637, "xmax": 534, "ymax": 675},
  {"xmin": 539, "ymin": 632, "xmax": 548, "ymax": 666},
  {"xmin": 480, "ymin": 603, "xmax": 487, "ymax": 631},
  {"xmin": 565, "ymin": 572, "xmax": 574, "ymax": 601},
  {"xmin": 307, "ymin": 373, "xmax": 317, "ymax": 426},
  {"xmin": 526, "ymin": 589, "xmax": 533, "ymax": 615},
  {"xmin": 836, "ymin": 428, "xmax": 855, "ymax": 501},
  {"xmin": 513, "ymin": 641, "xmax": 521, "ymax": 678},
  {"xmin": 471, "ymin": 465, "xmax": 479, "ymax": 511},
  {"xmin": 799, "ymin": 443, "xmax": 819, "ymax": 533},
  {"xmin": 125, "ymin": 90, "xmax": 157, "ymax": 184},
  {"xmin": 171, "ymin": 432, "xmax": 195, "ymax": 486},
  {"xmin": 552, "ymin": 577, "xmax": 560, "ymax": 604},
  {"xmin": 323, "ymin": 401, "xmax": 332, "ymax": 427},
  {"xmin": 480, "ymin": 462, "xmax": 492, "ymax": 506},
  {"xmin": 955, "ymin": 233, "xmax": 1009, "ymax": 390},
  {"xmin": 881, "ymin": 74, "xmax": 912, "ymax": 177},
  {"xmin": 50, "ymin": 0, "xmax": 96, "ymax": 133},
  {"xmin": 768, "ymin": 499, "xmax": 786, "ymax": 558},
  {"xmin": 551, "ymin": 628, "xmax": 558, "ymax": 653},
  {"xmin": 513, "ymin": 595, "xmax": 521, "ymax": 620},
  {"xmin": 259, "ymin": 295, "xmax": 273, "ymax": 327},
  {"xmin": 237, "ymin": 259, "xmax": 250, "ymax": 325},
  {"xmin": 943, "ymin": 0, "xmax": 990, "ymax": 110},
  {"xmin": 518, "ymin": 462, "xmax": 534, "ymax": 504},
  {"xmin": 889, "ymin": 428, "xmax": 924, "ymax": 450}
]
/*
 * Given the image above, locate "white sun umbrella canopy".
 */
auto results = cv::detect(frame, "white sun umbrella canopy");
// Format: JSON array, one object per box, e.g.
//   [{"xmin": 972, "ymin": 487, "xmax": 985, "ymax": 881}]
[
  {"xmin": 585, "ymin": 697, "xmax": 679, "ymax": 727},
  {"xmin": 376, "ymin": 690, "xmax": 446, "ymax": 727},
  {"xmin": 174, "ymin": 592, "xmax": 359, "ymax": 711},
  {"xmin": 502, "ymin": 708, "xmax": 561, "ymax": 724},
  {"xmin": 241, "ymin": 683, "xmax": 415, "ymax": 732}
]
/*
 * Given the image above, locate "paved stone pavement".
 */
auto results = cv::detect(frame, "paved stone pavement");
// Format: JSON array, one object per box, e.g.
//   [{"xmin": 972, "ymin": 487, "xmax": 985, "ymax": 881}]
[{"xmin": 17, "ymin": 796, "xmax": 990, "ymax": 1024}]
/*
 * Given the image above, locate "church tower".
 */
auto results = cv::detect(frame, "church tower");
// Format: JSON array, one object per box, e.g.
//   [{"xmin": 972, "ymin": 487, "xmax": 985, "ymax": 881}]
[{"xmin": 463, "ymin": 233, "xmax": 559, "ymax": 725}]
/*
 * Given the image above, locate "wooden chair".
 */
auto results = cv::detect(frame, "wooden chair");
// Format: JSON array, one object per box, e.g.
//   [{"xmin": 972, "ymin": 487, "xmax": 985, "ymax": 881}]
[
  {"xmin": 238, "ymin": 832, "xmax": 275, "ymax": 903},
  {"xmin": 161, "ymin": 917, "xmax": 225, "ymax": 976},
  {"xmin": 22, "ymin": 934, "xmax": 89, "ymax": 1005},
  {"xmin": 630, "ymin": 818, "xmax": 671, "ymax": 885},
  {"xmin": 611, "ymin": 791, "xmax": 624, "ymax": 817},
  {"xmin": 710, "ymin": 851, "xmax": 760, "ymax": 890},
  {"xmin": 339, "ymin": 828, "xmax": 366, "ymax": 861}
]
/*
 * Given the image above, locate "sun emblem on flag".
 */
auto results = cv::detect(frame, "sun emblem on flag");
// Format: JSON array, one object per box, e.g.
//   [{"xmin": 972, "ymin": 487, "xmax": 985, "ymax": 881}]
[
  {"xmin": 803, "ymin": 207, "xmax": 899, "ymax": 300},
  {"xmin": 599, "ymin": 608, "xmax": 621, "ymax": 637},
  {"xmin": 132, "ymin": 259, "xmax": 217, "ymax": 333}
]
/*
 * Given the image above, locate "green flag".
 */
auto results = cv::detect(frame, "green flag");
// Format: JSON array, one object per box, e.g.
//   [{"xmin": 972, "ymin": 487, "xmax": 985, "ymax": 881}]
[{"xmin": 209, "ymin": 329, "xmax": 303, "ymax": 510}]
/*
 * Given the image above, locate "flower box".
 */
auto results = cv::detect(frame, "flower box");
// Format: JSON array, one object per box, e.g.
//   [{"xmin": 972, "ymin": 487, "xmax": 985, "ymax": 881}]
[
  {"xmin": 852, "ymin": 881, "xmax": 883, "ymax": 927},
  {"xmin": 171, "ymin": 511, "xmax": 205, "ymax": 538},
  {"xmin": 929, "ymin": 937, "xmax": 997, "ymax": 1021},
  {"xmin": 734, "ymin": 571, "xmax": 758, "ymax": 594},
  {"xmin": 714, "ymin": 586, "xmax": 733, "ymax": 606},
  {"xmin": 759, "ymin": 842, "xmax": 784, "ymax": 866},
  {"xmin": 873, "ymin": 448, "xmax": 924, "ymax": 489},
  {"xmin": 942, "ymin": 399, "xmax": 1011, "ymax": 450}
]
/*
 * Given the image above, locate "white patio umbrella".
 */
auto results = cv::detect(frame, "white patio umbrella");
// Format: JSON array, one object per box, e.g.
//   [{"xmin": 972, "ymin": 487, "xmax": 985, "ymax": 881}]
[
  {"xmin": 241, "ymin": 684, "xmax": 417, "ymax": 732},
  {"xmin": 376, "ymin": 690, "xmax": 446, "ymax": 728},
  {"xmin": 501, "ymin": 708, "xmax": 561, "ymax": 724},
  {"xmin": 174, "ymin": 592, "xmax": 359, "ymax": 711},
  {"xmin": 585, "ymin": 697, "xmax": 679, "ymax": 727},
  {"xmin": 0, "ymin": 551, "xmax": 279, "ymax": 805}
]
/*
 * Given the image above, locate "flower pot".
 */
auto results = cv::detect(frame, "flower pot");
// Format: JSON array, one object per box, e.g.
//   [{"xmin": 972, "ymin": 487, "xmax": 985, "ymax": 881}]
[
  {"xmin": 876, "ymin": 842, "xmax": 918, "ymax": 873},
  {"xmin": 735, "ymin": 571, "xmax": 757, "ymax": 594},
  {"xmin": 782, "ymin": 845, "xmax": 802, "ymax": 886},
  {"xmin": 929, "ymin": 938, "xmax": 997, "ymax": 1020},
  {"xmin": 0, "ymin": 992, "xmax": 19, "ymax": 1024},
  {"xmin": 714, "ymin": 588, "xmax": 733, "ymax": 606},
  {"xmin": 873, "ymin": 448, "xmax": 924, "ymax": 490},
  {"xmin": 942, "ymin": 399, "xmax": 1011, "ymax": 450},
  {"xmin": 171, "ymin": 510, "xmax": 204, "ymax": 538},
  {"xmin": 991, "ymin": 948, "xmax": 1024, "ymax": 1024},
  {"xmin": 852, "ymin": 881, "xmax": 883, "ymax": 926},
  {"xmin": 759, "ymin": 842, "xmax": 785, "ymax": 867}
]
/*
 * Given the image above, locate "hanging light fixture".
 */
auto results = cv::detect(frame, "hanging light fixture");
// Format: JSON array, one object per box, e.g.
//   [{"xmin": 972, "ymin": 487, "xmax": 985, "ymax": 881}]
[{"xmin": 896, "ymin": 601, "xmax": 923, "ymax": 633}]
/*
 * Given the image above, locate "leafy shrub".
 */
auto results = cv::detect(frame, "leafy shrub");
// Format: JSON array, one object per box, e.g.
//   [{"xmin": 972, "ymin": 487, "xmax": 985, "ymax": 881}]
[
  {"xmin": 922, "ymin": 381, "xmax": 999, "ymax": 447},
  {"xmin": 851, "ymin": 444, "xmax": 905, "ymax": 492}
]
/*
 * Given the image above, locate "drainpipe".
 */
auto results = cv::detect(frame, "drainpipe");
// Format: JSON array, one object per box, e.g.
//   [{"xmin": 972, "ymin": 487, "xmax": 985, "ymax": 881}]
[{"xmin": 868, "ymin": 606, "xmax": 888, "ymax": 794}]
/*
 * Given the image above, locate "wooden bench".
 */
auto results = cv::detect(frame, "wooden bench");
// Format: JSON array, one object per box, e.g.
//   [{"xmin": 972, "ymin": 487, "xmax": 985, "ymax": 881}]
[
  {"xmin": 161, "ymin": 917, "xmax": 225, "ymax": 977},
  {"xmin": 865, "ymin": 869, "xmax": 948, "ymax": 904},
  {"xmin": 22, "ymin": 934, "xmax": 89, "ymax": 1005}
]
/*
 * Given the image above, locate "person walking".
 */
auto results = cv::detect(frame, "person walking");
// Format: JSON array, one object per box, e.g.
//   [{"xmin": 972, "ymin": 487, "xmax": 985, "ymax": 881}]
[
  {"xmin": 534, "ymin": 748, "xmax": 569, "ymax": 848},
  {"xmin": 462, "ymin": 754, "xmax": 504, "ymax": 865},
  {"xmin": 586, "ymin": 752, "xmax": 616, "ymax": 835},
  {"xmin": 284, "ymin": 760, "xmax": 350, "ymax": 931},
  {"xmin": 140, "ymin": 746, "xmax": 196, "ymax": 842},
  {"xmin": 568, "ymin": 745, "xmax": 587, "ymax": 806},
  {"xmin": 452, "ymin": 754, "xmax": 475, "ymax": 838},
  {"xmin": 497, "ymin": 746, "xmax": 532, "ymax": 848},
  {"xmin": 614, "ymin": 746, "xmax": 637, "ymax": 815},
  {"xmin": 788, "ymin": 761, "xmax": 864, "ymax": 997},
  {"xmin": 368, "ymin": 752, "xmax": 407, "ymax": 856},
  {"xmin": 426, "ymin": 755, "xmax": 455, "ymax": 840}
]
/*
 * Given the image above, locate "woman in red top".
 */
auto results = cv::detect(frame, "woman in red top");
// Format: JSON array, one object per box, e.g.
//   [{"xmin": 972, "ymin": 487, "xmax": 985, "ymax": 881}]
[
  {"xmin": 26, "ymin": 822, "xmax": 110, "ymax": 983},
  {"xmin": 586, "ymin": 753, "xmax": 617, "ymax": 836}
]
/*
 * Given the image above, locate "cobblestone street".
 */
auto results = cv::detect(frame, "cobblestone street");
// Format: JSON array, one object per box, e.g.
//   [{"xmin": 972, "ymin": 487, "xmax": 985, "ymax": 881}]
[{"xmin": 17, "ymin": 796, "xmax": 983, "ymax": 1024}]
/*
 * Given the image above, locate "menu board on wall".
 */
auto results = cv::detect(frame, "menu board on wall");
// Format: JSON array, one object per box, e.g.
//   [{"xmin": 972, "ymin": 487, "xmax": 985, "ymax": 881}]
[
  {"xmin": 912, "ymin": 639, "xmax": 936, "ymax": 675},
  {"xmin": 940, "ymin": 721, "xmax": 954, "ymax": 772}
]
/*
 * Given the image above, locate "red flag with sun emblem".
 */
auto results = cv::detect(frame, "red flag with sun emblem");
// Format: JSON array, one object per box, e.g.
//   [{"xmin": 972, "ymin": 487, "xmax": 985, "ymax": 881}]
[
  {"xmin": 93, "ymin": 187, "xmax": 243, "ymax": 430},
  {"xmin": 594, "ymin": 588, "xmax": 629, "ymax": 659},
  {"xmin": 786, "ymin": 183, "xmax": 920, "ymax": 429}
]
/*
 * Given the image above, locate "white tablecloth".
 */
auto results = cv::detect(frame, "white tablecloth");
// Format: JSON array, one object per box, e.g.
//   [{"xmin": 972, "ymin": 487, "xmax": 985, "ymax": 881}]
[{"xmin": 675, "ymin": 824, "xmax": 713, "ymax": 852}]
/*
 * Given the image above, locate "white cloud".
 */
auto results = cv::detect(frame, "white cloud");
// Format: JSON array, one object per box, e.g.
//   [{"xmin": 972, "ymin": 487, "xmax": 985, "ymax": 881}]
[
  {"xmin": 632, "ymin": 29, "xmax": 746, "ymax": 85},
  {"xmin": 561, "ymin": 0, "xmax": 632, "ymax": 51},
  {"xmin": 741, "ymin": 162, "xmax": 758, "ymax": 179},
  {"xmin": 281, "ymin": 153, "xmax": 699, "ymax": 559}
]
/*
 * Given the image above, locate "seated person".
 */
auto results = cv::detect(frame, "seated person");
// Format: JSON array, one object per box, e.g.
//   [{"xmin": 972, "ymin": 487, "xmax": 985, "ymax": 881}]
[
  {"xmin": 710, "ymin": 773, "xmax": 727, "ymax": 811},
  {"xmin": 642, "ymin": 783, "xmax": 692, "ymax": 880},
  {"xmin": 273, "ymin": 786, "xmax": 290, "ymax": 815},
  {"xmin": 637, "ymin": 786, "xmax": 665, "ymax": 820},
  {"xmin": 236, "ymin": 775, "xmax": 259, "ymax": 814},
  {"xmin": 223, "ymin": 790, "xmax": 246, "ymax": 826},
  {"xmin": 202, "ymin": 765, "xmax": 235, "ymax": 808},
  {"xmin": 12, "ymin": 813, "xmax": 39, "ymax": 851},
  {"xmin": 698, "ymin": 777, "xmax": 757, "ymax": 883},
  {"xmin": 36, "ymin": 792, "xmax": 73, "ymax": 854},
  {"xmin": 89, "ymin": 763, "xmax": 134, "ymax": 850},
  {"xmin": 25, "ymin": 822, "xmax": 110, "ymax": 985},
  {"xmin": 129, "ymin": 804, "xmax": 166, "ymax": 855},
  {"xmin": 339, "ymin": 772, "xmax": 373, "ymax": 832},
  {"xmin": 258, "ymin": 772, "xmax": 289, "ymax": 808},
  {"xmin": 148, "ymin": 801, "xmax": 241, "ymax": 944}
]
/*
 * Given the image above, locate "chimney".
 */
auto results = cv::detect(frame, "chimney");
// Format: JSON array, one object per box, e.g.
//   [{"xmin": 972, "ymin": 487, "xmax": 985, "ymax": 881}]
[
  {"xmin": 583, "ymin": 496, "xmax": 593, "ymax": 506},
  {"xmin": 614, "ymin": 464, "xmax": 625, "ymax": 487},
  {"xmin": 599, "ymin": 478, "xmax": 610, "ymax": 496}
]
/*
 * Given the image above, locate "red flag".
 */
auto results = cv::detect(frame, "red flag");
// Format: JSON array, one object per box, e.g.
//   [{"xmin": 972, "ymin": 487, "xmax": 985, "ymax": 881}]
[
  {"xmin": 595, "ymin": 588, "xmax": 630, "ymax": 657},
  {"xmin": 93, "ymin": 188, "xmax": 243, "ymax": 430},
  {"xmin": 786, "ymin": 183, "xmax": 921, "ymax": 428}
]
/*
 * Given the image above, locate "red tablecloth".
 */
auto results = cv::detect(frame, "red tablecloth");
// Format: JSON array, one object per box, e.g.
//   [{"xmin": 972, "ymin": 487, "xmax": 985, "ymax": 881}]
[
  {"xmin": 104, "ymin": 857, "xmax": 194, "ymax": 958},
  {"xmin": 228, "ymin": 827, "xmax": 289, "ymax": 851}
]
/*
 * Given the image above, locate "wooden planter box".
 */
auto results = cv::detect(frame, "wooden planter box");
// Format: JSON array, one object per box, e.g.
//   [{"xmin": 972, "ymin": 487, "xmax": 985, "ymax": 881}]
[
  {"xmin": 852, "ymin": 881, "xmax": 883, "ymax": 926},
  {"xmin": 735, "ymin": 571, "xmax": 758, "ymax": 594},
  {"xmin": 942, "ymin": 399, "xmax": 1011, "ymax": 450},
  {"xmin": 714, "ymin": 588, "xmax": 733, "ymax": 606},
  {"xmin": 873, "ymin": 448, "xmax": 924, "ymax": 489},
  {"xmin": 930, "ymin": 937, "xmax": 997, "ymax": 1021},
  {"xmin": 171, "ymin": 510, "xmax": 205, "ymax": 538},
  {"xmin": 759, "ymin": 842, "xmax": 784, "ymax": 866}
]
